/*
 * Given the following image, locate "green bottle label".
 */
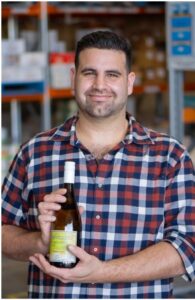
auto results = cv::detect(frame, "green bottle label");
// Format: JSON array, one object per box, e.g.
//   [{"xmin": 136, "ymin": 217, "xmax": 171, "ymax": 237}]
[{"xmin": 50, "ymin": 230, "xmax": 77, "ymax": 263}]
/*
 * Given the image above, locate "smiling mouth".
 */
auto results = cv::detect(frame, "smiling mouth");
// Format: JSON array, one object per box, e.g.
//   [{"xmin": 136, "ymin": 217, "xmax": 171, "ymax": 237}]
[{"xmin": 88, "ymin": 94, "xmax": 112, "ymax": 101}]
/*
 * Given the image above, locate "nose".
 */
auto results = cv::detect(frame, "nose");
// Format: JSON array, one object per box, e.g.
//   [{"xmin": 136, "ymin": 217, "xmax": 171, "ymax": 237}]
[{"xmin": 93, "ymin": 74, "xmax": 105, "ymax": 90}]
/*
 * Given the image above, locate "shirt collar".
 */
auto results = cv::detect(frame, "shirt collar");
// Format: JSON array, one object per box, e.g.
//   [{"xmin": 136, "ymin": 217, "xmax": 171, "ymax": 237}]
[
  {"xmin": 124, "ymin": 112, "xmax": 155, "ymax": 145},
  {"xmin": 50, "ymin": 112, "xmax": 155, "ymax": 145},
  {"xmin": 49, "ymin": 114, "xmax": 78, "ymax": 144}
]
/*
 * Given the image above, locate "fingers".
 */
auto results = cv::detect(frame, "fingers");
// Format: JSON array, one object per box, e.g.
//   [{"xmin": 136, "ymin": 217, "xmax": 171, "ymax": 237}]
[
  {"xmin": 29, "ymin": 248, "xmax": 101, "ymax": 284},
  {"xmin": 29, "ymin": 254, "xmax": 70, "ymax": 283},
  {"xmin": 38, "ymin": 189, "xmax": 84, "ymax": 246},
  {"xmin": 38, "ymin": 189, "xmax": 67, "ymax": 215},
  {"xmin": 37, "ymin": 189, "xmax": 68, "ymax": 249},
  {"xmin": 39, "ymin": 189, "xmax": 84, "ymax": 216},
  {"xmin": 43, "ymin": 189, "xmax": 67, "ymax": 203},
  {"xmin": 38, "ymin": 202, "xmax": 62, "ymax": 215},
  {"xmin": 38, "ymin": 214, "xmax": 56, "ymax": 224},
  {"xmin": 29, "ymin": 254, "xmax": 43, "ymax": 270}
]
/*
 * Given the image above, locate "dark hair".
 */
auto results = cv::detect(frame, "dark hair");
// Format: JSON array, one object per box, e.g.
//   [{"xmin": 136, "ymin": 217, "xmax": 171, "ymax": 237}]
[{"xmin": 75, "ymin": 30, "xmax": 132, "ymax": 71}]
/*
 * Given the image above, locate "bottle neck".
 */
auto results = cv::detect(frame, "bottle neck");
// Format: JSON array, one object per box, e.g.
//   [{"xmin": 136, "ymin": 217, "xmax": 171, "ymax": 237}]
[
  {"xmin": 64, "ymin": 171, "xmax": 75, "ymax": 184},
  {"xmin": 62, "ymin": 182, "xmax": 75, "ymax": 208},
  {"xmin": 64, "ymin": 182, "xmax": 73, "ymax": 191}
]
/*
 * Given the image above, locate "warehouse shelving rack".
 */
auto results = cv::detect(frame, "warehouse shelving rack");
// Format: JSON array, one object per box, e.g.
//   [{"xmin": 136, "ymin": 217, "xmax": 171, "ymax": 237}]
[
  {"xmin": 2, "ymin": 2, "xmax": 167, "ymax": 145},
  {"xmin": 2, "ymin": 2, "xmax": 195, "ymax": 144},
  {"xmin": 166, "ymin": 2, "xmax": 195, "ymax": 143},
  {"xmin": 2, "ymin": 2, "xmax": 51, "ymax": 143}
]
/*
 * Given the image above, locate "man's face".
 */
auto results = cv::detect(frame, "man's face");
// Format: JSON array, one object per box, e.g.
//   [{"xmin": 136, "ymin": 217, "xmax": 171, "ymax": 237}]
[{"xmin": 71, "ymin": 48, "xmax": 135, "ymax": 119}]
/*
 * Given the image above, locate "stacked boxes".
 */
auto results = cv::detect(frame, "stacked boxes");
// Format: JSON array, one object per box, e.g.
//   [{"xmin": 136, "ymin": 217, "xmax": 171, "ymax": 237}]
[
  {"xmin": 2, "ymin": 40, "xmax": 46, "ymax": 84},
  {"xmin": 132, "ymin": 33, "xmax": 166, "ymax": 87},
  {"xmin": 2, "ymin": 39, "xmax": 25, "ymax": 67},
  {"xmin": 50, "ymin": 52, "xmax": 75, "ymax": 89},
  {"xmin": 48, "ymin": 30, "xmax": 66, "ymax": 53},
  {"xmin": 3, "ymin": 52, "xmax": 46, "ymax": 84}
]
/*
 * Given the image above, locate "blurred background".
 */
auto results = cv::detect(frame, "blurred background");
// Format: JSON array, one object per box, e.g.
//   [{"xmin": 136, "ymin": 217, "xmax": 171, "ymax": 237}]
[{"xmin": 1, "ymin": 1, "xmax": 195, "ymax": 298}]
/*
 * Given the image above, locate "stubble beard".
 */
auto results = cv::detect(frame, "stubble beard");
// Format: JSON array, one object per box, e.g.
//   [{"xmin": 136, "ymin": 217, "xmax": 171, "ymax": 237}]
[{"xmin": 77, "ymin": 91, "xmax": 127, "ymax": 119}]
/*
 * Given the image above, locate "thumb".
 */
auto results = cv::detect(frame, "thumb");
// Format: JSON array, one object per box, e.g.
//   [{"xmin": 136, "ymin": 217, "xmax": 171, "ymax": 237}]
[{"xmin": 68, "ymin": 245, "xmax": 89, "ymax": 261}]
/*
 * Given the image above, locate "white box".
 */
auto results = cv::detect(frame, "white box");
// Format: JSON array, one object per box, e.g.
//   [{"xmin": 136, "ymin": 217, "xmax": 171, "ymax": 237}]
[
  {"xmin": 49, "ymin": 52, "xmax": 75, "ymax": 89},
  {"xmin": 2, "ymin": 54, "xmax": 20, "ymax": 67},
  {"xmin": 50, "ymin": 64, "xmax": 73, "ymax": 88},
  {"xmin": 19, "ymin": 52, "xmax": 47, "ymax": 67},
  {"xmin": 2, "ymin": 66, "xmax": 45, "ymax": 83},
  {"xmin": 48, "ymin": 30, "xmax": 58, "ymax": 44},
  {"xmin": 2, "ymin": 39, "xmax": 26, "ymax": 55}
]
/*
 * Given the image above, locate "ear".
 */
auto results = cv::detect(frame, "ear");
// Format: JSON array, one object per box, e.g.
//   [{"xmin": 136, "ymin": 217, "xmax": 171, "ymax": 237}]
[
  {"xmin": 127, "ymin": 72, "xmax": 135, "ymax": 95},
  {"xmin": 70, "ymin": 67, "xmax": 76, "ymax": 92}
]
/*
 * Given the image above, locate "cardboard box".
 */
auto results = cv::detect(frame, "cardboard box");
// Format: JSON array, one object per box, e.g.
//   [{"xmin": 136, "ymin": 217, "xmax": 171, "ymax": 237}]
[
  {"xmin": 2, "ymin": 39, "xmax": 26, "ymax": 55},
  {"xmin": 50, "ymin": 52, "xmax": 75, "ymax": 88},
  {"xmin": 19, "ymin": 52, "xmax": 47, "ymax": 67},
  {"xmin": 2, "ymin": 66, "xmax": 45, "ymax": 83}
]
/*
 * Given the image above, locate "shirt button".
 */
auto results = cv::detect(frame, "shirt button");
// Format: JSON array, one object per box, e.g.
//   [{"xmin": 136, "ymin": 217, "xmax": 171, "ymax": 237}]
[
  {"xmin": 97, "ymin": 183, "xmax": 103, "ymax": 189},
  {"xmin": 93, "ymin": 247, "xmax": 98, "ymax": 252},
  {"xmin": 96, "ymin": 215, "xmax": 101, "ymax": 220}
]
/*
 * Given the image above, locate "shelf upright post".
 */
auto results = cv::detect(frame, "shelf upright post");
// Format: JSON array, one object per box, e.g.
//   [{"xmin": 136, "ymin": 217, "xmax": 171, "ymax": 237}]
[
  {"xmin": 7, "ymin": 15, "xmax": 17, "ymax": 39},
  {"xmin": 10, "ymin": 100, "xmax": 22, "ymax": 144},
  {"xmin": 7, "ymin": 14, "xmax": 22, "ymax": 144},
  {"xmin": 169, "ymin": 66, "xmax": 184, "ymax": 142},
  {"xmin": 40, "ymin": 2, "xmax": 51, "ymax": 131}
]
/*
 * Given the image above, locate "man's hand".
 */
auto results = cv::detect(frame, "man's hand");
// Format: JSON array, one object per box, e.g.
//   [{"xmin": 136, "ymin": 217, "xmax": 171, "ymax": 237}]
[
  {"xmin": 38, "ymin": 188, "xmax": 67, "ymax": 250},
  {"xmin": 29, "ymin": 245, "xmax": 105, "ymax": 284}
]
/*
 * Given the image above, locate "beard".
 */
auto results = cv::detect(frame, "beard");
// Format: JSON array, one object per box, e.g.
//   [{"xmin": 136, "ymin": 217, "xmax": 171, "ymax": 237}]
[{"xmin": 76, "ymin": 88, "xmax": 127, "ymax": 118}]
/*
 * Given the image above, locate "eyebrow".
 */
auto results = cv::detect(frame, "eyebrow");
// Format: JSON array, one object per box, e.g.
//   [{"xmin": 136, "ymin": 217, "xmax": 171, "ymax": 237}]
[
  {"xmin": 105, "ymin": 70, "xmax": 122, "ymax": 76},
  {"xmin": 81, "ymin": 68, "xmax": 96, "ymax": 73},
  {"xmin": 81, "ymin": 68, "xmax": 122, "ymax": 75}
]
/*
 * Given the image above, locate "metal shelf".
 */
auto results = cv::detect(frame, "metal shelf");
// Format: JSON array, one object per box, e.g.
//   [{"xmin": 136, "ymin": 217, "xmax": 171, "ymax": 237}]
[{"xmin": 166, "ymin": 2, "xmax": 195, "ymax": 142}]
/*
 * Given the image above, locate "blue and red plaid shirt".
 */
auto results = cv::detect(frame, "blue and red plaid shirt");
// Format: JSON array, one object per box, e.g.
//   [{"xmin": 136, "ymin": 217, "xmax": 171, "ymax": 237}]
[{"xmin": 2, "ymin": 113, "xmax": 195, "ymax": 298}]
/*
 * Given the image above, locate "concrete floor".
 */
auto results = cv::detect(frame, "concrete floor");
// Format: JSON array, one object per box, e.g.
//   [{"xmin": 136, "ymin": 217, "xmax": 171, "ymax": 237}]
[{"xmin": 2, "ymin": 256, "xmax": 28, "ymax": 299}]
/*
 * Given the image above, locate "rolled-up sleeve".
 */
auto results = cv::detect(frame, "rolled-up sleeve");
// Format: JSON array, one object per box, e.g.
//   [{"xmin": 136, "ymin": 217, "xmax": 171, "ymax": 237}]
[
  {"xmin": 164, "ymin": 147, "xmax": 195, "ymax": 281},
  {"xmin": 1, "ymin": 146, "xmax": 30, "ymax": 229}
]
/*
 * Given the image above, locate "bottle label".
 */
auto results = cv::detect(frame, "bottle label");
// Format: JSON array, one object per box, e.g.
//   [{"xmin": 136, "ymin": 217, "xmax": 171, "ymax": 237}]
[{"xmin": 50, "ymin": 230, "xmax": 77, "ymax": 264}]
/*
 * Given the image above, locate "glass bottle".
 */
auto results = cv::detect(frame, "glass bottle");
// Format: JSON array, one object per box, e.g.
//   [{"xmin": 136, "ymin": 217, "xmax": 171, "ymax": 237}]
[{"xmin": 49, "ymin": 161, "xmax": 81, "ymax": 268}]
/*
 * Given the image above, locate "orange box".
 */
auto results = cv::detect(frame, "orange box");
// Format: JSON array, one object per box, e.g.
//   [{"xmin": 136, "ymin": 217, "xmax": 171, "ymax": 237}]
[{"xmin": 50, "ymin": 52, "xmax": 75, "ymax": 64}]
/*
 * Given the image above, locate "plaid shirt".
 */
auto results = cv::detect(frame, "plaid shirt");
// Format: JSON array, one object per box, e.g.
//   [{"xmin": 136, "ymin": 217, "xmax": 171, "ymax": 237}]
[{"xmin": 2, "ymin": 113, "xmax": 195, "ymax": 298}]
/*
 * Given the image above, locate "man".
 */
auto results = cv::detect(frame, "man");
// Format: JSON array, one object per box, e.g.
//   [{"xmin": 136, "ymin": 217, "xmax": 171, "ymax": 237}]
[{"xmin": 2, "ymin": 31, "xmax": 195, "ymax": 298}]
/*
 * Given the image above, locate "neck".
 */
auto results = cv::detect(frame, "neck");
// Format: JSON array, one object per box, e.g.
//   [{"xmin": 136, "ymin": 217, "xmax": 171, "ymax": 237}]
[
  {"xmin": 77, "ymin": 109, "xmax": 127, "ymax": 135},
  {"xmin": 76, "ymin": 111, "xmax": 128, "ymax": 159}
]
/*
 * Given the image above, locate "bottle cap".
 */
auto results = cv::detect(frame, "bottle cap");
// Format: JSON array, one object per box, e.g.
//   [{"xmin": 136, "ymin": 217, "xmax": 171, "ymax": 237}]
[{"xmin": 64, "ymin": 161, "xmax": 75, "ymax": 184}]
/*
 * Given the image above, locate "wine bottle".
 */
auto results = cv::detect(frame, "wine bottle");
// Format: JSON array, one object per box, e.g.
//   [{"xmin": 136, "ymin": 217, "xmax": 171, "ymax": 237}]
[{"xmin": 49, "ymin": 161, "xmax": 81, "ymax": 268}]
